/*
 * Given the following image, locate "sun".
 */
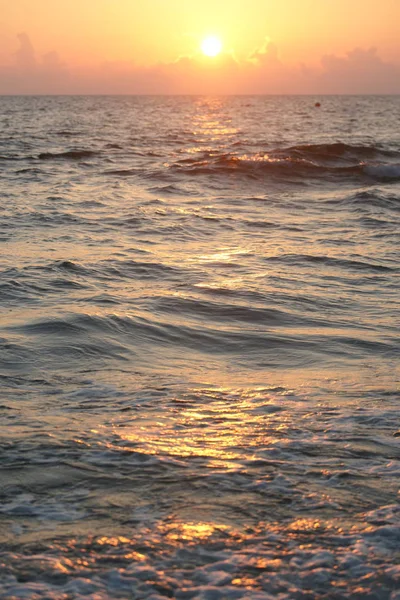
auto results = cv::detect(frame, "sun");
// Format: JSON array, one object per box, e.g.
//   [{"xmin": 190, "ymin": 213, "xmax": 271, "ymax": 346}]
[{"xmin": 201, "ymin": 36, "xmax": 223, "ymax": 58}]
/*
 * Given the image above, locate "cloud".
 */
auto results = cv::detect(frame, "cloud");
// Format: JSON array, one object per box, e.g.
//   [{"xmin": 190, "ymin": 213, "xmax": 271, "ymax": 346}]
[
  {"xmin": 0, "ymin": 34, "xmax": 399, "ymax": 95},
  {"xmin": 318, "ymin": 47, "xmax": 400, "ymax": 94},
  {"xmin": 250, "ymin": 39, "xmax": 281, "ymax": 67},
  {"xmin": 0, "ymin": 33, "xmax": 69, "ymax": 94},
  {"xmin": 15, "ymin": 32, "xmax": 36, "ymax": 70}
]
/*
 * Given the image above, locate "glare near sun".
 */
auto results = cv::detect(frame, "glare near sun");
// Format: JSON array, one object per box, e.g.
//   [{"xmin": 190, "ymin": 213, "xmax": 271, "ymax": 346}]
[{"xmin": 201, "ymin": 36, "xmax": 222, "ymax": 57}]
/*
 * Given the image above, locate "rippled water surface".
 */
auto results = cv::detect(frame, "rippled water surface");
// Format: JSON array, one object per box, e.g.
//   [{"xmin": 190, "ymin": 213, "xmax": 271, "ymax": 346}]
[{"xmin": 1, "ymin": 96, "xmax": 399, "ymax": 599}]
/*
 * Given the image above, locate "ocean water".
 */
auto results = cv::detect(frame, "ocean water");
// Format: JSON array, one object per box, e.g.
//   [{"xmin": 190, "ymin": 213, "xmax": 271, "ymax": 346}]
[{"xmin": 0, "ymin": 95, "xmax": 399, "ymax": 599}]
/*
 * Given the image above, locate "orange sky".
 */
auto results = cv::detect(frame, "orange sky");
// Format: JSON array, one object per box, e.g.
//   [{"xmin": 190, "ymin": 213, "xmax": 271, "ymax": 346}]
[{"xmin": 1, "ymin": 0, "xmax": 400, "ymax": 93}]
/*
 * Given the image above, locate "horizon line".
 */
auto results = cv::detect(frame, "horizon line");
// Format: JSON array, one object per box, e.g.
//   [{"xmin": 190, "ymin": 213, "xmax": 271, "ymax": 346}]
[{"xmin": 1, "ymin": 93, "xmax": 400, "ymax": 98}]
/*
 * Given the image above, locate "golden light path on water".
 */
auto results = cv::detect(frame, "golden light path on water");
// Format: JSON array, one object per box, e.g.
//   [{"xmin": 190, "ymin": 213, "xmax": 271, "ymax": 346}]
[{"xmin": 111, "ymin": 387, "xmax": 293, "ymax": 468}]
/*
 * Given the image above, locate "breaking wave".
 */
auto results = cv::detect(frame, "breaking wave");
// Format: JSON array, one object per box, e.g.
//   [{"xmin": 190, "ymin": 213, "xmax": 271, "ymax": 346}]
[{"xmin": 167, "ymin": 143, "xmax": 400, "ymax": 182}]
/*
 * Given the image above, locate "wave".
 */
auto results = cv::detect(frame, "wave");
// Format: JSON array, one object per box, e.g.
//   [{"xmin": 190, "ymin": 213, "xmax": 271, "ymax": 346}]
[
  {"xmin": 3, "ymin": 140, "xmax": 395, "ymax": 184},
  {"xmin": 325, "ymin": 190, "xmax": 400, "ymax": 211},
  {"xmin": 0, "ymin": 266, "xmax": 89, "ymax": 306},
  {"xmin": 104, "ymin": 168, "xmax": 139, "ymax": 176},
  {"xmin": 2, "ymin": 148, "xmax": 102, "ymax": 162},
  {"xmin": 286, "ymin": 142, "xmax": 399, "ymax": 161},
  {"xmin": 54, "ymin": 130, "xmax": 77, "ymax": 137},
  {"xmin": 100, "ymin": 258, "xmax": 184, "ymax": 281},
  {"xmin": 0, "ymin": 155, "xmax": 20, "ymax": 161},
  {"xmin": 45, "ymin": 258, "xmax": 184, "ymax": 282},
  {"xmin": 38, "ymin": 150, "xmax": 100, "ymax": 161},
  {"xmin": 5, "ymin": 312, "xmax": 398, "ymax": 371},
  {"xmin": 168, "ymin": 143, "xmax": 400, "ymax": 183},
  {"xmin": 151, "ymin": 296, "xmax": 323, "ymax": 327},
  {"xmin": 265, "ymin": 253, "xmax": 396, "ymax": 273},
  {"xmin": 53, "ymin": 260, "xmax": 91, "ymax": 274},
  {"xmin": 147, "ymin": 183, "xmax": 192, "ymax": 195}
]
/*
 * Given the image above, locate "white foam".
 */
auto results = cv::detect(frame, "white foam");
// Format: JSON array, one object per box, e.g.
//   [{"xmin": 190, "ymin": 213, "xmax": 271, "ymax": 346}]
[
  {"xmin": 364, "ymin": 163, "xmax": 400, "ymax": 179},
  {"xmin": 0, "ymin": 493, "xmax": 86, "ymax": 522}
]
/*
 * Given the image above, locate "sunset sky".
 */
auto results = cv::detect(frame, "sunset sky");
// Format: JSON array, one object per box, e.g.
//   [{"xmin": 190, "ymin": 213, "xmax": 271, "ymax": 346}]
[{"xmin": 1, "ymin": 0, "xmax": 400, "ymax": 94}]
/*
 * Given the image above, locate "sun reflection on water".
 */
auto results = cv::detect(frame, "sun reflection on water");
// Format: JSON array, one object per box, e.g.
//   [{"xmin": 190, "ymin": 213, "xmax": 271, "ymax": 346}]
[
  {"xmin": 160, "ymin": 521, "xmax": 229, "ymax": 543},
  {"xmin": 191, "ymin": 97, "xmax": 239, "ymax": 144},
  {"xmin": 113, "ymin": 387, "xmax": 292, "ymax": 469}
]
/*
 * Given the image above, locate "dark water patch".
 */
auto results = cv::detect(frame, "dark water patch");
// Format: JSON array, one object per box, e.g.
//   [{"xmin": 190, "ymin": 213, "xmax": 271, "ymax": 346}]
[
  {"xmin": 104, "ymin": 143, "xmax": 123, "ymax": 149},
  {"xmin": 104, "ymin": 168, "xmax": 139, "ymax": 176},
  {"xmin": 242, "ymin": 219, "xmax": 278, "ymax": 229},
  {"xmin": 0, "ymin": 279, "xmax": 51, "ymax": 304},
  {"xmin": 15, "ymin": 318, "xmax": 87, "ymax": 337},
  {"xmin": 194, "ymin": 283, "xmax": 359, "ymax": 314},
  {"xmin": 1, "ymin": 210, "xmax": 90, "ymax": 231},
  {"xmin": 325, "ymin": 189, "xmax": 400, "ymax": 212},
  {"xmin": 265, "ymin": 253, "xmax": 396, "ymax": 273},
  {"xmin": 53, "ymin": 260, "xmax": 91, "ymax": 275},
  {"xmin": 38, "ymin": 150, "xmax": 100, "ymax": 161},
  {"xmin": 320, "ymin": 272, "xmax": 397, "ymax": 288},
  {"xmin": 4, "ymin": 312, "xmax": 313, "ymax": 360},
  {"xmin": 100, "ymin": 258, "xmax": 185, "ymax": 281},
  {"xmin": 0, "ymin": 155, "xmax": 21, "ymax": 161},
  {"xmin": 242, "ymin": 218, "xmax": 304, "ymax": 232},
  {"xmin": 54, "ymin": 130, "xmax": 77, "ymax": 137},
  {"xmin": 81, "ymin": 293, "xmax": 121, "ymax": 306},
  {"xmin": 140, "ymin": 198, "xmax": 165, "ymax": 206},
  {"xmin": 48, "ymin": 278, "xmax": 89, "ymax": 291},
  {"xmin": 25, "ymin": 210, "xmax": 84, "ymax": 227},
  {"xmin": 10, "ymin": 256, "xmax": 183, "ymax": 287},
  {"xmin": 0, "ymin": 339, "xmax": 35, "ymax": 372},
  {"xmin": 151, "ymin": 296, "xmax": 325, "ymax": 328},
  {"xmin": 143, "ymin": 150, "xmax": 165, "ymax": 157},
  {"xmin": 3, "ymin": 316, "xmax": 132, "ymax": 366},
  {"xmin": 285, "ymin": 142, "xmax": 400, "ymax": 161},
  {"xmin": 76, "ymin": 199, "xmax": 106, "ymax": 208},
  {"xmin": 11, "ymin": 312, "xmax": 393, "ymax": 366},
  {"xmin": 358, "ymin": 216, "xmax": 399, "ymax": 229},
  {"xmin": 99, "ymin": 214, "xmax": 147, "ymax": 229},
  {"xmin": 14, "ymin": 260, "xmax": 97, "ymax": 283},
  {"xmin": 41, "ymin": 339, "xmax": 130, "ymax": 363},
  {"xmin": 1, "ymin": 266, "xmax": 91, "ymax": 296},
  {"xmin": 46, "ymin": 195, "xmax": 68, "ymax": 202},
  {"xmin": 147, "ymin": 183, "xmax": 190, "ymax": 195},
  {"xmin": 15, "ymin": 168, "xmax": 44, "ymax": 175},
  {"xmin": 107, "ymin": 314, "xmax": 321, "ymax": 359},
  {"xmin": 194, "ymin": 214, "xmax": 222, "ymax": 224},
  {"xmin": 328, "ymin": 334, "xmax": 399, "ymax": 358}
]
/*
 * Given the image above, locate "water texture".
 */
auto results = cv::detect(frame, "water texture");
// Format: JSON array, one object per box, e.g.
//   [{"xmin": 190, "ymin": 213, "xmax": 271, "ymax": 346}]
[{"xmin": 0, "ymin": 95, "xmax": 399, "ymax": 599}]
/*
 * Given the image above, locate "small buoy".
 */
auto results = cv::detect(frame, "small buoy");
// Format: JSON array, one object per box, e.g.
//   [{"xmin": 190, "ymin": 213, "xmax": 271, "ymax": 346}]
[{"xmin": 315, "ymin": 102, "xmax": 321, "ymax": 108}]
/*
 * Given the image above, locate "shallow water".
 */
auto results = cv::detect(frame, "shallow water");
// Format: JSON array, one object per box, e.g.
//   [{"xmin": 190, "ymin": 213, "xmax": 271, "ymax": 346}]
[{"xmin": 0, "ymin": 95, "xmax": 399, "ymax": 599}]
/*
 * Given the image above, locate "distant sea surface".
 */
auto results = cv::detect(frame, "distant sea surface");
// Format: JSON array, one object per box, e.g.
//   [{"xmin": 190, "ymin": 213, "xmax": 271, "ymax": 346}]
[{"xmin": 1, "ymin": 96, "xmax": 399, "ymax": 599}]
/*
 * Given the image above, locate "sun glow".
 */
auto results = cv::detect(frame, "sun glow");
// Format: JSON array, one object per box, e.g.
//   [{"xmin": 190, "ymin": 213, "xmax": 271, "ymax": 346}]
[{"xmin": 201, "ymin": 36, "xmax": 223, "ymax": 57}]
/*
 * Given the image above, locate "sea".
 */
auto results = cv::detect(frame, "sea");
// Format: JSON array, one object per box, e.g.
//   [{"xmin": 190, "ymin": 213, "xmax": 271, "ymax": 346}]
[{"xmin": 0, "ymin": 95, "xmax": 399, "ymax": 599}]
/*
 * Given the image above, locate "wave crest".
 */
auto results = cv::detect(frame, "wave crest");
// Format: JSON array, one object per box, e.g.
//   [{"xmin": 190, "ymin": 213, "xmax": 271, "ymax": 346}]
[{"xmin": 168, "ymin": 142, "xmax": 400, "ymax": 183}]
